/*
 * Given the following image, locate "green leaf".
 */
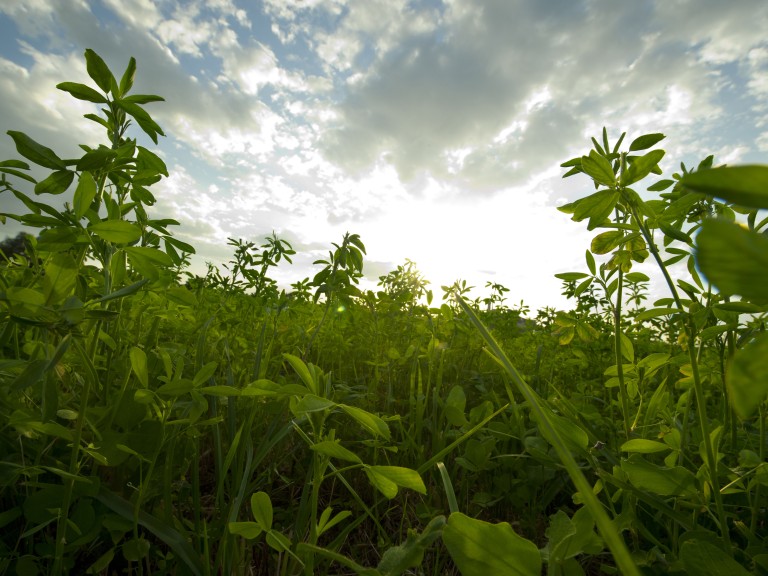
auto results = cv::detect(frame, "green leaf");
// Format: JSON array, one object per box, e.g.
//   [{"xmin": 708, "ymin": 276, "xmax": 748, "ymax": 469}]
[
  {"xmin": 635, "ymin": 307, "xmax": 678, "ymax": 322},
  {"xmin": 377, "ymin": 516, "xmax": 445, "ymax": 575},
  {"xmin": 445, "ymin": 385, "xmax": 468, "ymax": 426},
  {"xmin": 367, "ymin": 466, "xmax": 426, "ymax": 495},
  {"xmin": 76, "ymin": 147, "xmax": 116, "ymax": 171},
  {"xmin": 363, "ymin": 469, "xmax": 398, "ymax": 499},
  {"xmin": 73, "ymin": 171, "xmax": 97, "ymax": 218},
  {"xmin": 696, "ymin": 219, "xmax": 768, "ymax": 304},
  {"xmin": 619, "ymin": 332, "xmax": 634, "ymax": 362},
  {"xmin": 124, "ymin": 246, "xmax": 173, "ymax": 267},
  {"xmin": 95, "ymin": 487, "xmax": 203, "ymax": 576},
  {"xmin": 250, "ymin": 491, "xmax": 272, "ymax": 531},
  {"xmin": 294, "ymin": 394, "xmax": 336, "ymax": 414},
  {"xmin": 570, "ymin": 189, "xmax": 620, "ymax": 230},
  {"xmin": 442, "ymin": 512, "xmax": 541, "ymax": 576},
  {"xmin": 91, "ymin": 278, "xmax": 149, "ymax": 303},
  {"xmin": 122, "ymin": 94, "xmax": 166, "ymax": 105},
  {"xmin": 624, "ymin": 272, "xmax": 649, "ymax": 283},
  {"xmin": 622, "ymin": 149, "xmax": 665, "ymax": 186},
  {"xmin": 679, "ymin": 540, "xmax": 751, "ymax": 576},
  {"xmin": 43, "ymin": 253, "xmax": 77, "ymax": 305},
  {"xmin": 714, "ymin": 301, "xmax": 766, "ymax": 313},
  {"xmin": 621, "ymin": 455, "xmax": 698, "ymax": 497},
  {"xmin": 115, "ymin": 100, "xmax": 165, "ymax": 143},
  {"xmin": 89, "ymin": 220, "xmax": 142, "ymax": 244},
  {"xmin": 119, "ymin": 57, "xmax": 137, "ymax": 97},
  {"xmin": 591, "ymin": 230, "xmax": 624, "ymax": 254},
  {"xmin": 5, "ymin": 286, "xmax": 46, "ymax": 318},
  {"xmin": 7, "ymin": 131, "xmax": 66, "ymax": 170},
  {"xmin": 339, "ymin": 404, "xmax": 391, "ymax": 439},
  {"xmin": 545, "ymin": 509, "xmax": 602, "ymax": 565},
  {"xmin": 316, "ymin": 508, "xmax": 352, "ymax": 538},
  {"xmin": 620, "ymin": 439, "xmax": 671, "ymax": 454},
  {"xmin": 122, "ymin": 537, "xmax": 150, "ymax": 562},
  {"xmin": 56, "ymin": 81, "xmax": 107, "ymax": 103},
  {"xmin": 658, "ymin": 222, "xmax": 692, "ymax": 244},
  {"xmin": 542, "ymin": 411, "xmax": 589, "ymax": 455},
  {"xmin": 647, "ymin": 178, "xmax": 674, "ymax": 192},
  {"xmin": 554, "ymin": 272, "xmax": 589, "ymax": 282},
  {"xmin": 573, "ymin": 277, "xmax": 593, "ymax": 297},
  {"xmin": 11, "ymin": 359, "xmax": 49, "ymax": 392},
  {"xmin": 283, "ymin": 353, "xmax": 317, "ymax": 394},
  {"xmin": 310, "ymin": 440, "xmax": 362, "ymax": 463},
  {"xmin": 585, "ymin": 250, "xmax": 596, "ymax": 275},
  {"xmin": 265, "ymin": 529, "xmax": 292, "ymax": 553},
  {"xmin": 727, "ymin": 333, "xmax": 768, "ymax": 419},
  {"xmin": 628, "ymin": 133, "xmax": 665, "ymax": 152},
  {"xmin": 136, "ymin": 146, "xmax": 169, "ymax": 177},
  {"xmin": 84, "ymin": 49, "xmax": 116, "ymax": 93},
  {"xmin": 156, "ymin": 379, "xmax": 194, "ymax": 397},
  {"xmin": 34, "ymin": 170, "xmax": 74, "ymax": 195},
  {"xmin": 581, "ymin": 150, "xmax": 616, "ymax": 187},
  {"xmin": 166, "ymin": 287, "xmax": 197, "ymax": 307},
  {"xmin": 130, "ymin": 347, "xmax": 149, "ymax": 387},
  {"xmin": 192, "ymin": 361, "xmax": 218, "ymax": 387},
  {"xmin": 165, "ymin": 236, "xmax": 196, "ymax": 254},
  {"xmin": 228, "ymin": 521, "xmax": 263, "ymax": 540},
  {"xmin": 86, "ymin": 548, "xmax": 115, "ymax": 574},
  {"xmin": 681, "ymin": 165, "xmax": 768, "ymax": 209}
]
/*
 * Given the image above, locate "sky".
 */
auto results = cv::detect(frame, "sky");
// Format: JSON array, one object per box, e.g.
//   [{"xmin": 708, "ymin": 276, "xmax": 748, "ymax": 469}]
[{"xmin": 0, "ymin": 0, "xmax": 767, "ymax": 312}]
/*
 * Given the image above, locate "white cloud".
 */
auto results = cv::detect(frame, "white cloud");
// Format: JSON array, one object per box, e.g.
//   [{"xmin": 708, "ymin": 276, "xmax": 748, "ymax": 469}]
[{"xmin": 2, "ymin": 0, "xmax": 767, "ymax": 310}]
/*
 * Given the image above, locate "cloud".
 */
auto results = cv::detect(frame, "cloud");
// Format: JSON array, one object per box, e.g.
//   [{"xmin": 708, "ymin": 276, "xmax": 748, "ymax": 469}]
[{"xmin": 317, "ymin": 0, "xmax": 767, "ymax": 193}]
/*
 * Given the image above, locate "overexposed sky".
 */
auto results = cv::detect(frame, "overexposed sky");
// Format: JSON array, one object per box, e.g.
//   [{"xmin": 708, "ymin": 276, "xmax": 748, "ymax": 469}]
[{"xmin": 1, "ymin": 1, "xmax": 767, "ymax": 311}]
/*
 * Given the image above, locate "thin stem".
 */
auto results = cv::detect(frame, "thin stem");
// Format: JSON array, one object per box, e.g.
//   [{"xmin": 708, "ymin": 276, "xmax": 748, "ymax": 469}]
[
  {"xmin": 630, "ymin": 205, "xmax": 731, "ymax": 548},
  {"xmin": 613, "ymin": 269, "xmax": 632, "ymax": 438}
]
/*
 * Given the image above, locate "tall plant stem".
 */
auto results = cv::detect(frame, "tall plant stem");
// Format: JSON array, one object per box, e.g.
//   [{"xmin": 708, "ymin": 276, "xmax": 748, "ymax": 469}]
[
  {"xmin": 751, "ymin": 403, "xmax": 766, "ymax": 535},
  {"xmin": 304, "ymin": 301, "xmax": 330, "ymax": 361},
  {"xmin": 613, "ymin": 269, "xmax": 632, "ymax": 438},
  {"xmin": 53, "ymin": 337, "xmax": 93, "ymax": 575},
  {"xmin": 458, "ymin": 297, "xmax": 642, "ymax": 576},
  {"xmin": 630, "ymin": 206, "xmax": 731, "ymax": 548}
]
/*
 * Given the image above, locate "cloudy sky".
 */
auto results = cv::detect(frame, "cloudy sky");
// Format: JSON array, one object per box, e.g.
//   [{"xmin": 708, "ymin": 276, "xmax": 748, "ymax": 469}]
[{"xmin": 1, "ymin": 0, "xmax": 767, "ymax": 311}]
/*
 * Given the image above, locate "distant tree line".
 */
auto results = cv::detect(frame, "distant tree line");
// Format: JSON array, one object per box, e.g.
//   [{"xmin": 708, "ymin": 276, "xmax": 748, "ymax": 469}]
[{"xmin": 0, "ymin": 232, "xmax": 32, "ymax": 262}]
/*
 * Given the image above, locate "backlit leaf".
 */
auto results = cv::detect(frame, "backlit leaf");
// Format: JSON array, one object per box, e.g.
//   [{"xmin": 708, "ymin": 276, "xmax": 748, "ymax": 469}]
[
  {"xmin": 73, "ymin": 171, "xmax": 97, "ymax": 218},
  {"xmin": 621, "ymin": 455, "xmax": 698, "ymax": 497},
  {"xmin": 119, "ymin": 57, "xmax": 137, "ymax": 96},
  {"xmin": 620, "ymin": 439, "xmax": 670, "ymax": 454},
  {"xmin": 681, "ymin": 165, "xmax": 768, "ymax": 209},
  {"xmin": 680, "ymin": 540, "xmax": 751, "ymax": 576},
  {"xmin": 366, "ymin": 466, "xmax": 426, "ymax": 495},
  {"xmin": 130, "ymin": 347, "xmax": 149, "ymax": 387},
  {"xmin": 696, "ymin": 219, "xmax": 768, "ymax": 304},
  {"xmin": 43, "ymin": 253, "xmax": 77, "ymax": 305},
  {"xmin": 85, "ymin": 48, "xmax": 116, "ymax": 93},
  {"xmin": 34, "ymin": 170, "xmax": 74, "ymax": 195},
  {"xmin": 250, "ymin": 492, "xmax": 272, "ymax": 530},
  {"xmin": 56, "ymin": 81, "xmax": 107, "ymax": 103},
  {"xmin": 629, "ymin": 133, "xmax": 665, "ymax": 152},
  {"xmin": 727, "ymin": 333, "xmax": 768, "ymax": 419},
  {"xmin": 442, "ymin": 512, "xmax": 541, "ymax": 576},
  {"xmin": 7, "ymin": 130, "xmax": 66, "ymax": 170},
  {"xmin": 622, "ymin": 149, "xmax": 665, "ymax": 186},
  {"xmin": 581, "ymin": 150, "xmax": 616, "ymax": 187},
  {"xmin": 311, "ymin": 440, "xmax": 362, "ymax": 463},
  {"xmin": 89, "ymin": 220, "xmax": 142, "ymax": 244},
  {"xmin": 339, "ymin": 404, "xmax": 391, "ymax": 439},
  {"xmin": 591, "ymin": 230, "xmax": 624, "ymax": 254}
]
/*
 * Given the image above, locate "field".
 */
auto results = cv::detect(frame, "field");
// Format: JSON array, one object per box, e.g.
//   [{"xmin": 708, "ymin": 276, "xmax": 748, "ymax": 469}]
[{"xmin": 1, "ymin": 50, "xmax": 767, "ymax": 576}]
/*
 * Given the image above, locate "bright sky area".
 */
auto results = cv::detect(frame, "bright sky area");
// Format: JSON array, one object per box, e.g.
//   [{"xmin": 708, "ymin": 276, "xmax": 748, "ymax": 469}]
[{"xmin": 1, "ymin": 1, "xmax": 767, "ymax": 311}]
